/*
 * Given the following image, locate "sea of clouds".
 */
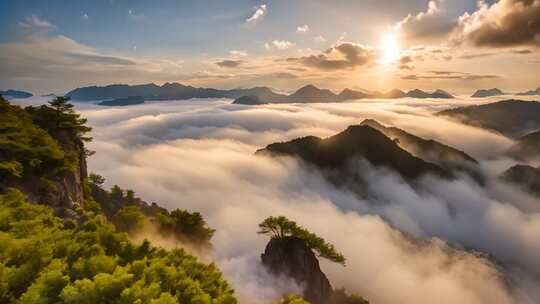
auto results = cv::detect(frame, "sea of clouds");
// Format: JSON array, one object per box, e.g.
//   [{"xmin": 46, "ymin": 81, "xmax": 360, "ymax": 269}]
[{"xmin": 19, "ymin": 96, "xmax": 540, "ymax": 304}]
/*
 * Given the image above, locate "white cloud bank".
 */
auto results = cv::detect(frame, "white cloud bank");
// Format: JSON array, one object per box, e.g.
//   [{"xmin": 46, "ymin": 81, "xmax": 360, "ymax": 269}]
[{"xmin": 31, "ymin": 96, "xmax": 535, "ymax": 304}]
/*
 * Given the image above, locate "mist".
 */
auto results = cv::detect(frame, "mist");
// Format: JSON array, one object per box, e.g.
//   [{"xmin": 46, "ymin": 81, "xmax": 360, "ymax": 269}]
[{"xmin": 58, "ymin": 97, "xmax": 540, "ymax": 304}]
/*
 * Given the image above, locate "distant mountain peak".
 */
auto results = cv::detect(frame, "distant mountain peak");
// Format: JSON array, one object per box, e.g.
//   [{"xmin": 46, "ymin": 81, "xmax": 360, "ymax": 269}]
[{"xmin": 471, "ymin": 88, "xmax": 504, "ymax": 98}]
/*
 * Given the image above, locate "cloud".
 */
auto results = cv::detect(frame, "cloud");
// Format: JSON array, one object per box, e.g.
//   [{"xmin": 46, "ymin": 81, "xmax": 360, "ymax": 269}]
[
  {"xmin": 395, "ymin": 0, "xmax": 454, "ymax": 44},
  {"xmin": 458, "ymin": 52, "xmax": 496, "ymax": 59},
  {"xmin": 18, "ymin": 14, "xmax": 54, "ymax": 29},
  {"xmin": 452, "ymin": 0, "xmax": 540, "ymax": 47},
  {"xmin": 402, "ymin": 70, "xmax": 501, "ymax": 81},
  {"xmin": 230, "ymin": 50, "xmax": 248, "ymax": 57},
  {"xmin": 245, "ymin": 4, "xmax": 267, "ymax": 26},
  {"xmin": 314, "ymin": 35, "xmax": 327, "ymax": 43},
  {"xmin": 398, "ymin": 55, "xmax": 414, "ymax": 70},
  {"xmin": 265, "ymin": 40, "xmax": 293, "ymax": 51},
  {"xmin": 83, "ymin": 13, "xmax": 89, "ymax": 20},
  {"xmin": 296, "ymin": 25, "xmax": 309, "ymax": 33},
  {"xmin": 66, "ymin": 97, "xmax": 540, "ymax": 304},
  {"xmin": 216, "ymin": 59, "xmax": 244, "ymax": 68},
  {"xmin": 0, "ymin": 33, "xmax": 193, "ymax": 92},
  {"xmin": 64, "ymin": 53, "xmax": 136, "ymax": 65},
  {"xmin": 286, "ymin": 42, "xmax": 376, "ymax": 71},
  {"xmin": 127, "ymin": 9, "xmax": 146, "ymax": 20}
]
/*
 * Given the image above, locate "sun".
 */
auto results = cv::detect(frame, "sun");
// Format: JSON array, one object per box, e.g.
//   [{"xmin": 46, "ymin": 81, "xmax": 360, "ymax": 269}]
[{"xmin": 380, "ymin": 32, "xmax": 401, "ymax": 65}]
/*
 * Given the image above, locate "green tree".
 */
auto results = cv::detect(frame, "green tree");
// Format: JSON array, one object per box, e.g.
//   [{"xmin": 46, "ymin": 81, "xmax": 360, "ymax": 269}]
[
  {"xmin": 113, "ymin": 206, "xmax": 146, "ymax": 233},
  {"xmin": 0, "ymin": 189, "xmax": 237, "ymax": 303},
  {"xmin": 88, "ymin": 173, "xmax": 105, "ymax": 186},
  {"xmin": 258, "ymin": 216, "xmax": 346, "ymax": 266},
  {"xmin": 49, "ymin": 96, "xmax": 75, "ymax": 129},
  {"xmin": 34, "ymin": 96, "xmax": 92, "ymax": 141},
  {"xmin": 156, "ymin": 209, "xmax": 215, "ymax": 246}
]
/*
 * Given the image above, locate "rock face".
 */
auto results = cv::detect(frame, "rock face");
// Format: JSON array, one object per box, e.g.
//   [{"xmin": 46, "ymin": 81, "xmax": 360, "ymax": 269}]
[
  {"xmin": 261, "ymin": 237, "xmax": 335, "ymax": 304},
  {"xmin": 7, "ymin": 129, "xmax": 88, "ymax": 217}
]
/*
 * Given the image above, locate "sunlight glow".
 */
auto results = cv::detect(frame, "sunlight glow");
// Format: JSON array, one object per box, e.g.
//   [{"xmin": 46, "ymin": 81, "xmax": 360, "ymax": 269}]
[{"xmin": 380, "ymin": 33, "xmax": 401, "ymax": 65}]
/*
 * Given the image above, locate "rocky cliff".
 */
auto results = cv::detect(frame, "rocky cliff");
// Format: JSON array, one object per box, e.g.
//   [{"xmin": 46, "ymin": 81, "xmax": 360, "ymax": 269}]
[
  {"xmin": 261, "ymin": 237, "xmax": 335, "ymax": 304},
  {"xmin": 0, "ymin": 97, "xmax": 88, "ymax": 218}
]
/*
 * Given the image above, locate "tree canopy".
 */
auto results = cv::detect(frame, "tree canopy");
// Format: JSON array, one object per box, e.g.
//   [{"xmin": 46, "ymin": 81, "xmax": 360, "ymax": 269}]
[
  {"xmin": 0, "ymin": 189, "xmax": 237, "ymax": 304},
  {"xmin": 258, "ymin": 216, "xmax": 346, "ymax": 266}
]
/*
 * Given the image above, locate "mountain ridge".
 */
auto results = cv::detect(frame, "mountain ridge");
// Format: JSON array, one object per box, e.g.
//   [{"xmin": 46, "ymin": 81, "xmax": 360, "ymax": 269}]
[
  {"xmin": 436, "ymin": 99, "xmax": 540, "ymax": 138},
  {"xmin": 471, "ymin": 88, "xmax": 504, "ymax": 98},
  {"xmin": 67, "ymin": 82, "xmax": 455, "ymax": 104},
  {"xmin": 257, "ymin": 124, "xmax": 451, "ymax": 194}
]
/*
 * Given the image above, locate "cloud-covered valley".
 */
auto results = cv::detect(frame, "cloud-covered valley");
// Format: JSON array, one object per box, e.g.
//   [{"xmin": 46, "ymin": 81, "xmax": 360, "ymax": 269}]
[{"xmin": 50, "ymin": 96, "xmax": 540, "ymax": 304}]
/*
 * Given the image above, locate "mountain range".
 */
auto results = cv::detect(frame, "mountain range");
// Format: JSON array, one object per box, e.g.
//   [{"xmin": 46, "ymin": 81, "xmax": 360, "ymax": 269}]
[
  {"xmin": 0, "ymin": 89, "xmax": 33, "ymax": 99},
  {"xmin": 65, "ymin": 82, "xmax": 455, "ymax": 103},
  {"xmin": 437, "ymin": 99, "xmax": 540, "ymax": 138}
]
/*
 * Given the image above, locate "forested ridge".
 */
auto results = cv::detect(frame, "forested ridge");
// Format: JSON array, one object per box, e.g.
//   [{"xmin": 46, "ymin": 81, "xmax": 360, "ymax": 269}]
[{"xmin": 0, "ymin": 96, "xmax": 237, "ymax": 304}]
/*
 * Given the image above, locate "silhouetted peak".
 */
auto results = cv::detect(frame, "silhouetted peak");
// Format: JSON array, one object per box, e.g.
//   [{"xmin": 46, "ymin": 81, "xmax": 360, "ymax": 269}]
[{"xmin": 360, "ymin": 119, "xmax": 386, "ymax": 130}]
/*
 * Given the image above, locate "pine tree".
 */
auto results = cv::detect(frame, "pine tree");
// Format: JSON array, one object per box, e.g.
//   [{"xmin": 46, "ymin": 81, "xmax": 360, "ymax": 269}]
[
  {"xmin": 48, "ymin": 96, "xmax": 74, "ymax": 128},
  {"xmin": 46, "ymin": 96, "xmax": 92, "ymax": 141}
]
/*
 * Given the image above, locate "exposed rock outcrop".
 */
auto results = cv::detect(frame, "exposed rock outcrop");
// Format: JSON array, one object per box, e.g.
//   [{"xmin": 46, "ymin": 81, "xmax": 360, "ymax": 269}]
[{"xmin": 262, "ymin": 237, "xmax": 335, "ymax": 304}]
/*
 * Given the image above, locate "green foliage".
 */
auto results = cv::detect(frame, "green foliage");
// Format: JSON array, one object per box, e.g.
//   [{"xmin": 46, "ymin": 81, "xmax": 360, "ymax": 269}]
[
  {"xmin": 275, "ymin": 294, "xmax": 309, "ymax": 304},
  {"xmin": 88, "ymin": 173, "xmax": 105, "ymax": 186},
  {"xmin": 85, "ymin": 177, "xmax": 215, "ymax": 247},
  {"xmin": 334, "ymin": 288, "xmax": 370, "ymax": 304},
  {"xmin": 155, "ymin": 209, "xmax": 215, "ymax": 247},
  {"xmin": 113, "ymin": 206, "xmax": 146, "ymax": 234},
  {"xmin": 258, "ymin": 216, "xmax": 346, "ymax": 266},
  {"xmin": 32, "ymin": 96, "xmax": 93, "ymax": 141},
  {"xmin": 0, "ymin": 97, "xmax": 66, "ymax": 179},
  {"xmin": 0, "ymin": 189, "xmax": 237, "ymax": 304}
]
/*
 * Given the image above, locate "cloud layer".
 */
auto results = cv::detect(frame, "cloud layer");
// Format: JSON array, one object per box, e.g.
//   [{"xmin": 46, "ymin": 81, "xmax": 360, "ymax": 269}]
[{"xmin": 27, "ymin": 95, "xmax": 537, "ymax": 304}]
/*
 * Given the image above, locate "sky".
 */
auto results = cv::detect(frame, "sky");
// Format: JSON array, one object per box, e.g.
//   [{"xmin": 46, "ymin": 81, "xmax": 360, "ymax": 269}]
[{"xmin": 0, "ymin": 0, "xmax": 539, "ymax": 94}]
